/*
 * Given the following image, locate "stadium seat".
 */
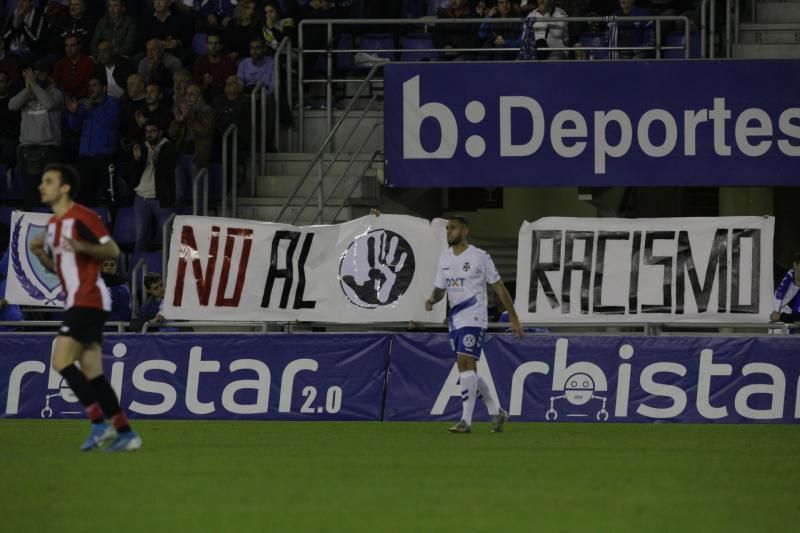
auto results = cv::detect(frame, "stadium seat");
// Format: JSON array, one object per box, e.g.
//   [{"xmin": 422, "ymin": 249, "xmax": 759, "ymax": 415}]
[
  {"xmin": 579, "ymin": 32, "xmax": 608, "ymax": 60},
  {"xmin": 358, "ymin": 33, "xmax": 396, "ymax": 62},
  {"xmin": 113, "ymin": 206, "xmax": 137, "ymax": 250},
  {"xmin": 663, "ymin": 32, "xmax": 701, "ymax": 59},
  {"xmin": 192, "ymin": 33, "xmax": 208, "ymax": 56},
  {"xmin": 0, "ymin": 206, "xmax": 14, "ymax": 228},
  {"xmin": 93, "ymin": 207, "xmax": 110, "ymax": 227},
  {"xmin": 0, "ymin": 165, "xmax": 24, "ymax": 201},
  {"xmin": 401, "ymin": 33, "xmax": 440, "ymax": 62},
  {"xmin": 336, "ymin": 32, "xmax": 356, "ymax": 70}
]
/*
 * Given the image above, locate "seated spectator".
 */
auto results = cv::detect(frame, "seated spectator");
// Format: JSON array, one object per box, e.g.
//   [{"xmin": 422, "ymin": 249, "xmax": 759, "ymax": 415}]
[
  {"xmin": 142, "ymin": 0, "xmax": 193, "ymax": 66},
  {"xmin": 169, "ymin": 83, "xmax": 215, "ymax": 209},
  {"xmin": 93, "ymin": 39, "xmax": 135, "ymax": 99},
  {"xmin": 10, "ymin": 62, "xmax": 64, "ymax": 210},
  {"xmin": 771, "ymin": 251, "xmax": 800, "ymax": 324},
  {"xmin": 223, "ymin": 0, "xmax": 261, "ymax": 62},
  {"xmin": 1, "ymin": 0, "xmax": 48, "ymax": 66},
  {"xmin": 261, "ymin": 1, "xmax": 296, "ymax": 52},
  {"xmin": 0, "ymin": 249, "xmax": 24, "ymax": 332},
  {"xmin": 90, "ymin": 0, "xmax": 138, "ymax": 59},
  {"xmin": 428, "ymin": 0, "xmax": 451, "ymax": 16},
  {"xmin": 477, "ymin": 0, "xmax": 522, "ymax": 61},
  {"xmin": 518, "ymin": 0, "xmax": 570, "ymax": 60},
  {"xmin": 0, "ymin": 72, "xmax": 21, "ymax": 172},
  {"xmin": 0, "ymin": 38, "xmax": 22, "ymax": 89},
  {"xmin": 606, "ymin": 0, "xmax": 654, "ymax": 59},
  {"xmin": 193, "ymin": 32, "xmax": 236, "ymax": 103},
  {"xmin": 49, "ymin": 0, "xmax": 96, "ymax": 54},
  {"xmin": 66, "ymin": 76, "xmax": 121, "ymax": 205},
  {"xmin": 200, "ymin": 0, "xmax": 237, "ymax": 30},
  {"xmin": 54, "ymin": 34, "xmax": 96, "ymax": 99},
  {"xmin": 101, "ymin": 258, "xmax": 131, "ymax": 322},
  {"xmin": 138, "ymin": 38, "xmax": 182, "ymax": 92},
  {"xmin": 433, "ymin": 0, "xmax": 479, "ymax": 62},
  {"xmin": 131, "ymin": 118, "xmax": 177, "ymax": 254},
  {"xmin": 136, "ymin": 272, "xmax": 166, "ymax": 331},
  {"xmin": 236, "ymin": 38, "xmax": 275, "ymax": 93}
]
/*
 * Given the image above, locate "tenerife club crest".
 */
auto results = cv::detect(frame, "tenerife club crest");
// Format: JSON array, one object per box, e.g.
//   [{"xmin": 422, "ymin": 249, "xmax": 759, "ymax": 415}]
[
  {"xmin": 339, "ymin": 229, "xmax": 416, "ymax": 308},
  {"xmin": 8, "ymin": 213, "xmax": 64, "ymax": 306}
]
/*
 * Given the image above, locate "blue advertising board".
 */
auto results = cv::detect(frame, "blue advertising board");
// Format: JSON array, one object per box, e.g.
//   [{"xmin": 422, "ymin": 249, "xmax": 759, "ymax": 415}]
[
  {"xmin": 385, "ymin": 334, "xmax": 800, "ymax": 423},
  {"xmin": 1, "ymin": 334, "xmax": 390, "ymax": 420},
  {"xmin": 384, "ymin": 60, "xmax": 800, "ymax": 187},
  {"xmin": 3, "ymin": 333, "xmax": 799, "ymax": 423}
]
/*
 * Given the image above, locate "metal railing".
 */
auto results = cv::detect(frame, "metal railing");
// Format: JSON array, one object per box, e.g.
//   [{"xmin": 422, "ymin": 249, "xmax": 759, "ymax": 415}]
[
  {"xmin": 275, "ymin": 64, "xmax": 383, "ymax": 224},
  {"xmin": 249, "ymin": 82, "xmax": 268, "ymax": 196},
  {"xmin": 192, "ymin": 167, "xmax": 208, "ymax": 216},
  {"xmin": 273, "ymin": 36, "xmax": 293, "ymax": 152},
  {"xmin": 298, "ymin": 16, "xmax": 693, "ymax": 148},
  {"xmin": 161, "ymin": 212, "xmax": 176, "ymax": 280},
  {"xmin": 129, "ymin": 256, "xmax": 148, "ymax": 320},
  {"xmin": 221, "ymin": 123, "xmax": 238, "ymax": 218}
]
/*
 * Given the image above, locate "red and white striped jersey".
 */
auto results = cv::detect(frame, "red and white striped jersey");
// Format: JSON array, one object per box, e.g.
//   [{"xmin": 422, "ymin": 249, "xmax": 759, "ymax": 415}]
[{"xmin": 45, "ymin": 203, "xmax": 112, "ymax": 311}]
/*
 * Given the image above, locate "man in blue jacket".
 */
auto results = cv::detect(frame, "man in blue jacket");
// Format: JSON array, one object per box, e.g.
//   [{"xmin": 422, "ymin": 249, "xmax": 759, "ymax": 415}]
[{"xmin": 66, "ymin": 75, "xmax": 121, "ymax": 205}]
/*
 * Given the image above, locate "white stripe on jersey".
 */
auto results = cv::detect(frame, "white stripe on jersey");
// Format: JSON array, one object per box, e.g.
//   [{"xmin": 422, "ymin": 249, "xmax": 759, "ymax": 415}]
[
  {"xmin": 60, "ymin": 219, "xmax": 81, "ymax": 309},
  {"xmin": 434, "ymin": 245, "xmax": 501, "ymax": 330}
]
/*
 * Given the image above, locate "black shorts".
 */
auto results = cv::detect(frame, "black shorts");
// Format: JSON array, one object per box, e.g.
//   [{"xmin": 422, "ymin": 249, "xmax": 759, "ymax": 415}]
[{"xmin": 59, "ymin": 307, "xmax": 109, "ymax": 345}]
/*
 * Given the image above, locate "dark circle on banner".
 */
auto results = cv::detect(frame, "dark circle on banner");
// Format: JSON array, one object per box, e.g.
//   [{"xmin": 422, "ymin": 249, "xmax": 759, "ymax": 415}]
[{"xmin": 339, "ymin": 229, "xmax": 416, "ymax": 308}]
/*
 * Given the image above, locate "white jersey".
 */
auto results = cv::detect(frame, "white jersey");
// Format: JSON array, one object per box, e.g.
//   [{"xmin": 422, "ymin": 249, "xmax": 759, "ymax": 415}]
[{"xmin": 434, "ymin": 245, "xmax": 501, "ymax": 330}]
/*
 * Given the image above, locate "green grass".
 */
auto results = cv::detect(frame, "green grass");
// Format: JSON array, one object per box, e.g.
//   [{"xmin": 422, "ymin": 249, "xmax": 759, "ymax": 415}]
[{"xmin": 2, "ymin": 420, "xmax": 799, "ymax": 533}]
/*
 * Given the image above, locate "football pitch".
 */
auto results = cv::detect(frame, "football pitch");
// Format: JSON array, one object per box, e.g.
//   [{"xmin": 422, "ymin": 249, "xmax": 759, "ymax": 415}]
[{"xmin": 2, "ymin": 420, "xmax": 798, "ymax": 533}]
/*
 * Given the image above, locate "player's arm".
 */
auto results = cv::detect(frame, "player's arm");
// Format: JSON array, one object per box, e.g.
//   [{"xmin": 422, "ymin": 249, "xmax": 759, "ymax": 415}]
[
  {"xmin": 492, "ymin": 280, "xmax": 523, "ymax": 337},
  {"xmin": 425, "ymin": 288, "xmax": 446, "ymax": 311},
  {"xmin": 64, "ymin": 236, "xmax": 120, "ymax": 260},
  {"xmin": 29, "ymin": 233, "xmax": 56, "ymax": 273}
]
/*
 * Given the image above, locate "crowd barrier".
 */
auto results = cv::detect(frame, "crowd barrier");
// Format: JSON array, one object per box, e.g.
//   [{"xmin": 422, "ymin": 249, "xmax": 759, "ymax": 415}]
[{"xmin": 3, "ymin": 333, "xmax": 799, "ymax": 424}]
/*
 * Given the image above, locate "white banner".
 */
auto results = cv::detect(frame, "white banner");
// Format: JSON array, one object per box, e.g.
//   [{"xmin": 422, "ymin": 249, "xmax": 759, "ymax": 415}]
[
  {"xmin": 515, "ymin": 217, "xmax": 774, "ymax": 323},
  {"xmin": 5, "ymin": 211, "xmax": 64, "ymax": 307},
  {"xmin": 165, "ymin": 214, "xmax": 448, "ymax": 323}
]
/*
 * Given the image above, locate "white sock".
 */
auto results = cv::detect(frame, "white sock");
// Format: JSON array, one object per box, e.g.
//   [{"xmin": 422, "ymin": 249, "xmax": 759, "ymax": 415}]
[
  {"xmin": 477, "ymin": 375, "xmax": 500, "ymax": 416},
  {"xmin": 459, "ymin": 370, "xmax": 477, "ymax": 426}
]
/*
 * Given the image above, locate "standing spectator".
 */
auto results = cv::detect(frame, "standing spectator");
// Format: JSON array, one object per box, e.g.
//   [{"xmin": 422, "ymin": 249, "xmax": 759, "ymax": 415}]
[
  {"xmin": 141, "ymin": 0, "xmax": 192, "ymax": 66},
  {"xmin": 1, "ymin": 0, "xmax": 48, "ymax": 65},
  {"xmin": 169, "ymin": 82, "xmax": 215, "ymax": 209},
  {"xmin": 119, "ymin": 74, "xmax": 147, "ymax": 153},
  {"xmin": 433, "ymin": 0, "xmax": 479, "ymax": 61},
  {"xmin": 193, "ymin": 32, "xmax": 235, "ymax": 103},
  {"xmin": 93, "ymin": 39, "xmax": 135, "ymax": 99},
  {"xmin": 236, "ymin": 38, "xmax": 275, "ymax": 92},
  {"xmin": 54, "ymin": 34, "xmax": 96, "ymax": 99},
  {"xmin": 131, "ymin": 119, "xmax": 177, "ymax": 254},
  {"xmin": 138, "ymin": 38, "xmax": 182, "ymax": 92},
  {"xmin": 606, "ymin": 0, "xmax": 654, "ymax": 59},
  {"xmin": 0, "ymin": 38, "xmax": 22, "ymax": 89},
  {"xmin": 9, "ymin": 62, "xmax": 64, "ymax": 210},
  {"xmin": 50, "ymin": 0, "xmax": 97, "ymax": 55},
  {"xmin": 134, "ymin": 83, "xmax": 173, "ymax": 145},
  {"xmin": 770, "ymin": 251, "xmax": 800, "ymax": 324},
  {"xmin": 0, "ymin": 72, "xmax": 21, "ymax": 172},
  {"xmin": 477, "ymin": 0, "xmax": 522, "ymax": 61},
  {"xmin": 66, "ymin": 76, "xmax": 121, "ymax": 205},
  {"xmin": 101, "ymin": 258, "xmax": 131, "ymax": 322},
  {"xmin": 223, "ymin": 0, "xmax": 261, "ymax": 62},
  {"xmin": 518, "ymin": 0, "xmax": 570, "ymax": 60},
  {"xmin": 90, "ymin": 0, "xmax": 138, "ymax": 59},
  {"xmin": 212, "ymin": 75, "xmax": 249, "ymax": 186}
]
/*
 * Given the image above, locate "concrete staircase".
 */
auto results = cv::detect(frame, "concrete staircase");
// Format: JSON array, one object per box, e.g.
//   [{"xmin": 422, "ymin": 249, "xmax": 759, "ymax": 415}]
[
  {"xmin": 734, "ymin": 0, "xmax": 800, "ymax": 58},
  {"xmin": 235, "ymin": 152, "xmax": 382, "ymax": 224}
]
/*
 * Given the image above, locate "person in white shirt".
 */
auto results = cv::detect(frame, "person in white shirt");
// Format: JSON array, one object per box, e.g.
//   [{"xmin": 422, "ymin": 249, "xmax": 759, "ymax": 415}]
[{"xmin": 425, "ymin": 216, "xmax": 523, "ymax": 434}]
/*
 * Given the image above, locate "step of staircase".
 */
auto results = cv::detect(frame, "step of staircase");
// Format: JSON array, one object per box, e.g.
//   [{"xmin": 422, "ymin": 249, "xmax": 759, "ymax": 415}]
[
  {"xmin": 253, "ymin": 172, "xmax": 377, "ymax": 200},
  {"xmin": 739, "ymin": 23, "xmax": 800, "ymax": 43},
  {"xmin": 472, "ymin": 238, "xmax": 518, "ymax": 283},
  {"xmin": 757, "ymin": 2, "xmax": 800, "ymax": 23},
  {"xmin": 732, "ymin": 42, "xmax": 800, "ymax": 58},
  {"xmin": 235, "ymin": 199, "xmax": 374, "ymax": 225},
  {"xmin": 263, "ymin": 152, "xmax": 384, "ymax": 179}
]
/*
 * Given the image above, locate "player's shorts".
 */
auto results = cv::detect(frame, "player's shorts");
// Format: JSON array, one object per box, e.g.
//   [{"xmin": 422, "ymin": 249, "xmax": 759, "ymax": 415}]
[
  {"xmin": 59, "ymin": 307, "xmax": 108, "ymax": 345},
  {"xmin": 449, "ymin": 327, "xmax": 486, "ymax": 359}
]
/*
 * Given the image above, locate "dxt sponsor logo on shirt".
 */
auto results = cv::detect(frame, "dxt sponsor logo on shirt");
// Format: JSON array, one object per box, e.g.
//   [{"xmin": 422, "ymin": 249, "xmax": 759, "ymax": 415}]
[{"xmin": 446, "ymin": 278, "xmax": 466, "ymax": 289}]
